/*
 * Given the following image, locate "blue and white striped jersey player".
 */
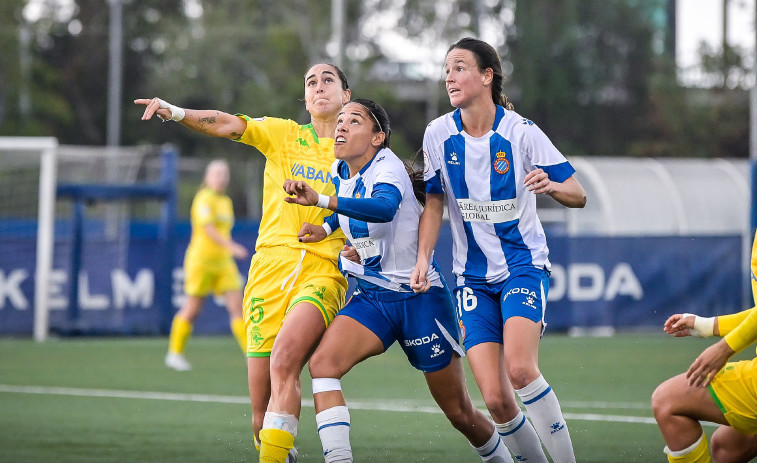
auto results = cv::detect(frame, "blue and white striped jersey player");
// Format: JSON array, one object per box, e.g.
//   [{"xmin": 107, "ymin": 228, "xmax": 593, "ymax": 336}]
[
  {"xmin": 412, "ymin": 38, "xmax": 587, "ymax": 463},
  {"xmin": 284, "ymin": 98, "xmax": 517, "ymax": 463}
]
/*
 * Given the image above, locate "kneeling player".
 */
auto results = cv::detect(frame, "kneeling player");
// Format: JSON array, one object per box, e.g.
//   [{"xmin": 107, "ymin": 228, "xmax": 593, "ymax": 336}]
[{"xmin": 652, "ymin": 308, "xmax": 757, "ymax": 463}]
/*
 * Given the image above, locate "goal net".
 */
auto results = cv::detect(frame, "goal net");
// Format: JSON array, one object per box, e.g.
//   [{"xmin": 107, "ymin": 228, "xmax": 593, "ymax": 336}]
[{"xmin": 0, "ymin": 138, "xmax": 176, "ymax": 341}]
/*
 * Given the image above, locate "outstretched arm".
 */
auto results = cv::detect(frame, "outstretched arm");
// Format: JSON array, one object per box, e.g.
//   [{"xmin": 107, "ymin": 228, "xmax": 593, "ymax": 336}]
[{"xmin": 134, "ymin": 97, "xmax": 247, "ymax": 140}]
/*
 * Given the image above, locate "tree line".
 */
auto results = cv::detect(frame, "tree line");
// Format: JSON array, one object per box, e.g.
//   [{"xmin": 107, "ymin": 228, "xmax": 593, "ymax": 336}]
[{"xmin": 0, "ymin": 0, "xmax": 750, "ymax": 161}]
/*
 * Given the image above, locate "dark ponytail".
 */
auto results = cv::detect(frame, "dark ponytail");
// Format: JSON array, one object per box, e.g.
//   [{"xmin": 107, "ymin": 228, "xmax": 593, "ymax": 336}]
[{"xmin": 405, "ymin": 149, "xmax": 426, "ymax": 207}]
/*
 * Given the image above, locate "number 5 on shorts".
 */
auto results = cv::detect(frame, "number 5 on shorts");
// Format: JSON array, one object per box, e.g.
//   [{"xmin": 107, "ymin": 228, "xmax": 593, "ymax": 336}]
[{"xmin": 248, "ymin": 297, "xmax": 264, "ymax": 324}]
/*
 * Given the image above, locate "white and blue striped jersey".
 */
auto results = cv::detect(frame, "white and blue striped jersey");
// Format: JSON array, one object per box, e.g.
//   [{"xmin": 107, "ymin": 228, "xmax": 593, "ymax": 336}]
[
  {"xmin": 332, "ymin": 147, "xmax": 443, "ymax": 291},
  {"xmin": 423, "ymin": 106, "xmax": 576, "ymax": 286}
]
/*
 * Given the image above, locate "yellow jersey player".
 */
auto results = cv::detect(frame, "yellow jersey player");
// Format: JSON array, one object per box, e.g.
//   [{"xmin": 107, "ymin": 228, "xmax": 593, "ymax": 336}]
[
  {"xmin": 165, "ymin": 159, "xmax": 249, "ymax": 371},
  {"xmin": 652, "ymin": 306, "xmax": 757, "ymax": 462},
  {"xmin": 135, "ymin": 62, "xmax": 351, "ymax": 463},
  {"xmin": 751, "ymin": 229, "xmax": 757, "ymax": 305}
]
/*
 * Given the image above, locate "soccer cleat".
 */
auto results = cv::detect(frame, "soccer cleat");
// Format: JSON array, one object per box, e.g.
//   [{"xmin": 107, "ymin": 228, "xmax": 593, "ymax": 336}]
[
  {"xmin": 164, "ymin": 352, "xmax": 192, "ymax": 371},
  {"xmin": 286, "ymin": 446, "xmax": 298, "ymax": 463}
]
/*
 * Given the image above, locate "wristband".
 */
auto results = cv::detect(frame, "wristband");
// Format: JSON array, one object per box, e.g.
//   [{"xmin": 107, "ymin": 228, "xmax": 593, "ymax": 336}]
[
  {"xmin": 683, "ymin": 313, "xmax": 714, "ymax": 337},
  {"xmin": 322, "ymin": 222, "xmax": 333, "ymax": 236},
  {"xmin": 157, "ymin": 98, "xmax": 186, "ymax": 122},
  {"xmin": 316, "ymin": 194, "xmax": 330, "ymax": 209}
]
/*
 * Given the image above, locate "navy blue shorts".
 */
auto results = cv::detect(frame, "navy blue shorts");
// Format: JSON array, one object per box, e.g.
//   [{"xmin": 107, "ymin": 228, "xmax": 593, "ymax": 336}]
[
  {"xmin": 338, "ymin": 284, "xmax": 463, "ymax": 373},
  {"xmin": 454, "ymin": 266, "xmax": 549, "ymax": 350}
]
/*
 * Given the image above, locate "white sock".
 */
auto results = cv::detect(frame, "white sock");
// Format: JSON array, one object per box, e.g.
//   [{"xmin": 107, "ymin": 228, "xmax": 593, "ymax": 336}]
[
  {"xmin": 472, "ymin": 429, "xmax": 514, "ymax": 463},
  {"xmin": 316, "ymin": 405, "xmax": 352, "ymax": 463},
  {"xmin": 664, "ymin": 433, "xmax": 705, "ymax": 457},
  {"xmin": 496, "ymin": 410, "xmax": 548, "ymax": 463},
  {"xmin": 517, "ymin": 375, "xmax": 575, "ymax": 463}
]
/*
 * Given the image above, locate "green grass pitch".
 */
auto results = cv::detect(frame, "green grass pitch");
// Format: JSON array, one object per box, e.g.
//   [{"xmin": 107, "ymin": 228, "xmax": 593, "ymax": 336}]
[{"xmin": 1, "ymin": 333, "xmax": 752, "ymax": 462}]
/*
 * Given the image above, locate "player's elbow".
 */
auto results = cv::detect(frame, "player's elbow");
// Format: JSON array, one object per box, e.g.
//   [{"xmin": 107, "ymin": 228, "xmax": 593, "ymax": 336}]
[
  {"xmin": 374, "ymin": 212, "xmax": 395, "ymax": 223},
  {"xmin": 574, "ymin": 192, "xmax": 587, "ymax": 208},
  {"xmin": 372, "ymin": 202, "xmax": 398, "ymax": 222}
]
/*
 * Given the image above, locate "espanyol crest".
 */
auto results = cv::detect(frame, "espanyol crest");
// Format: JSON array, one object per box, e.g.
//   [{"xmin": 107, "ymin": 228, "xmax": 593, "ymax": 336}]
[{"xmin": 494, "ymin": 151, "xmax": 510, "ymax": 174}]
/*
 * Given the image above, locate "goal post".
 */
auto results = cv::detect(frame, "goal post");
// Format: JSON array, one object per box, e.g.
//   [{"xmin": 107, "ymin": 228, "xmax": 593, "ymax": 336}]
[
  {"xmin": 0, "ymin": 137, "xmax": 58, "ymax": 342},
  {"xmin": 0, "ymin": 139, "xmax": 180, "ymax": 341}
]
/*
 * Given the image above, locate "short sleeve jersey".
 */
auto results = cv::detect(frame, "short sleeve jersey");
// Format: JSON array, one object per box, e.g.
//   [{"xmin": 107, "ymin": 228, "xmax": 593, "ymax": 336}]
[
  {"xmin": 186, "ymin": 187, "xmax": 234, "ymax": 261},
  {"xmin": 235, "ymin": 115, "xmax": 345, "ymax": 261},
  {"xmin": 332, "ymin": 147, "xmax": 442, "ymax": 290},
  {"xmin": 423, "ymin": 105, "xmax": 575, "ymax": 285}
]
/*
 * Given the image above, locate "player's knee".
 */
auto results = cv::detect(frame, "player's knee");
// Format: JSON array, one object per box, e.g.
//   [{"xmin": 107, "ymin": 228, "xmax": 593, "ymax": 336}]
[
  {"xmin": 308, "ymin": 351, "xmax": 328, "ymax": 378},
  {"xmin": 506, "ymin": 363, "xmax": 539, "ymax": 390},
  {"xmin": 269, "ymin": 347, "xmax": 304, "ymax": 381},
  {"xmin": 651, "ymin": 381, "xmax": 674, "ymax": 420},
  {"xmin": 308, "ymin": 350, "xmax": 342, "ymax": 379},
  {"xmin": 710, "ymin": 430, "xmax": 757, "ymax": 463},
  {"xmin": 710, "ymin": 442, "xmax": 742, "ymax": 463},
  {"xmin": 710, "ymin": 436, "xmax": 728, "ymax": 462},
  {"xmin": 481, "ymin": 392, "xmax": 520, "ymax": 422}
]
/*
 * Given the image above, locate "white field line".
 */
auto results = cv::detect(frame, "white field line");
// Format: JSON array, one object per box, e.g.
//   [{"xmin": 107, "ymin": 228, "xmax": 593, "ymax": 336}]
[{"xmin": 0, "ymin": 384, "xmax": 716, "ymax": 427}]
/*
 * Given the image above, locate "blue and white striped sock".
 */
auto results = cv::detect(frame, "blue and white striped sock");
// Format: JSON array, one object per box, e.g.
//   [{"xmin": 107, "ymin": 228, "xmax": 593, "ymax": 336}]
[
  {"xmin": 472, "ymin": 428, "xmax": 514, "ymax": 463},
  {"xmin": 316, "ymin": 405, "xmax": 352, "ymax": 463},
  {"xmin": 496, "ymin": 410, "xmax": 548, "ymax": 462},
  {"xmin": 517, "ymin": 375, "xmax": 576, "ymax": 463}
]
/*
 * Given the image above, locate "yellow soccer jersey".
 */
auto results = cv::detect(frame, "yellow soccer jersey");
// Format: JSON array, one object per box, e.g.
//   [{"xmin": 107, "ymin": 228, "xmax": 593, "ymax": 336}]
[
  {"xmin": 235, "ymin": 115, "xmax": 345, "ymax": 260},
  {"xmin": 185, "ymin": 187, "xmax": 235, "ymax": 261}
]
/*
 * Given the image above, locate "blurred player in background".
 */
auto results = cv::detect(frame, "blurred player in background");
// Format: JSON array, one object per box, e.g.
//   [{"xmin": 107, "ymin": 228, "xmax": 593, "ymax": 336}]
[
  {"xmin": 135, "ymin": 62, "xmax": 351, "ymax": 463},
  {"xmin": 652, "ymin": 308, "xmax": 757, "ymax": 463},
  {"xmin": 413, "ymin": 37, "xmax": 586, "ymax": 463},
  {"xmin": 284, "ymin": 99, "xmax": 526, "ymax": 463},
  {"xmin": 165, "ymin": 159, "xmax": 249, "ymax": 371}
]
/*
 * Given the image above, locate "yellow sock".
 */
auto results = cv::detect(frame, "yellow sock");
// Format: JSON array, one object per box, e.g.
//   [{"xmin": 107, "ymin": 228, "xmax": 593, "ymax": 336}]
[
  {"xmin": 258, "ymin": 428, "xmax": 294, "ymax": 463},
  {"xmin": 231, "ymin": 317, "xmax": 246, "ymax": 352},
  {"xmin": 665, "ymin": 434, "xmax": 711, "ymax": 463},
  {"xmin": 168, "ymin": 316, "xmax": 192, "ymax": 354}
]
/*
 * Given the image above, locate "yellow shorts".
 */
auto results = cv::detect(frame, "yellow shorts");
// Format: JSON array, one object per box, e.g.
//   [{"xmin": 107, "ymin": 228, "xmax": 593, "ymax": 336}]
[
  {"xmin": 709, "ymin": 357, "xmax": 757, "ymax": 434},
  {"xmin": 184, "ymin": 255, "xmax": 242, "ymax": 297},
  {"xmin": 243, "ymin": 246, "xmax": 347, "ymax": 357}
]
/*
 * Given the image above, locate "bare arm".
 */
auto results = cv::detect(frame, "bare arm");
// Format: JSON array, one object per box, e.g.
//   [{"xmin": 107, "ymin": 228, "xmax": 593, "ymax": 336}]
[
  {"xmin": 524, "ymin": 171, "xmax": 587, "ymax": 208},
  {"xmin": 134, "ymin": 97, "xmax": 247, "ymax": 140},
  {"xmin": 410, "ymin": 193, "xmax": 444, "ymax": 293}
]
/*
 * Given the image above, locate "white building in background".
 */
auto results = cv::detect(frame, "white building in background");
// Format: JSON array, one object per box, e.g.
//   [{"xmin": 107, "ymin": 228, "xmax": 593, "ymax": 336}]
[{"xmin": 548, "ymin": 156, "xmax": 749, "ymax": 236}]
